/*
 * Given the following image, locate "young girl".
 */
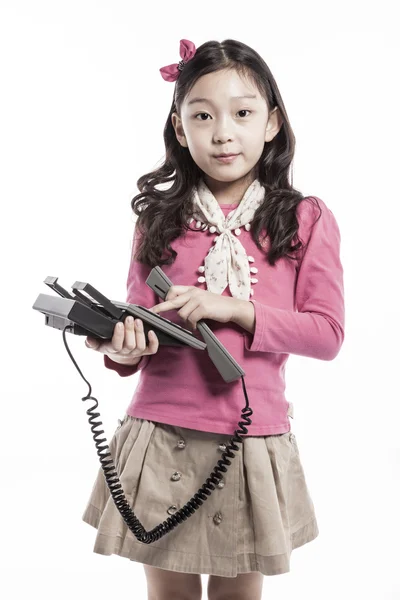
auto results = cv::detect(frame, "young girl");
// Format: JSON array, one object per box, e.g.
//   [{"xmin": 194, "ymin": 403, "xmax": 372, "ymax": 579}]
[{"xmin": 82, "ymin": 38, "xmax": 345, "ymax": 600}]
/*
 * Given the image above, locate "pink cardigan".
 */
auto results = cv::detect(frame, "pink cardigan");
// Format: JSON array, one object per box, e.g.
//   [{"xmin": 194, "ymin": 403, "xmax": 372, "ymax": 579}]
[{"xmin": 104, "ymin": 196, "xmax": 345, "ymax": 435}]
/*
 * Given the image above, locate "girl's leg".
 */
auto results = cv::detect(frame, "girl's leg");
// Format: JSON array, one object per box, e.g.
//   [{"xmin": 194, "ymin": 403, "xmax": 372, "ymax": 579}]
[
  {"xmin": 207, "ymin": 572, "xmax": 264, "ymax": 600},
  {"xmin": 144, "ymin": 564, "xmax": 202, "ymax": 600}
]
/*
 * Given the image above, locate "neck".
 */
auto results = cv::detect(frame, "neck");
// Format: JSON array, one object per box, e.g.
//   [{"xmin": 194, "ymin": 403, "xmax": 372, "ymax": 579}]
[{"xmin": 202, "ymin": 172, "xmax": 257, "ymax": 205}]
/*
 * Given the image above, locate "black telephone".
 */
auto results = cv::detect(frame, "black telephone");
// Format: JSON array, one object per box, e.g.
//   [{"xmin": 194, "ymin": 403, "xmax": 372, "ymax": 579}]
[{"xmin": 32, "ymin": 266, "xmax": 253, "ymax": 544}]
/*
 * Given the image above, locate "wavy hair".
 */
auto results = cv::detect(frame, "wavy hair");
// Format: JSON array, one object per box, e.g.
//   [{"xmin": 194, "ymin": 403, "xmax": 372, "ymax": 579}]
[{"xmin": 131, "ymin": 38, "xmax": 321, "ymax": 267}]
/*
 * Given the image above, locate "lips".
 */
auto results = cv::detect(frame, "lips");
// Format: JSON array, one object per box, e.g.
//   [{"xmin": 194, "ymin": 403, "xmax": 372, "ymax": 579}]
[
  {"xmin": 214, "ymin": 153, "xmax": 240, "ymax": 164},
  {"xmin": 214, "ymin": 153, "xmax": 238, "ymax": 158}
]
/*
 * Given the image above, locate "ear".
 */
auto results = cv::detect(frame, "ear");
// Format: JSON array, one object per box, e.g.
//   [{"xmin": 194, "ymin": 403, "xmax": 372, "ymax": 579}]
[
  {"xmin": 265, "ymin": 106, "xmax": 283, "ymax": 143},
  {"xmin": 171, "ymin": 112, "xmax": 188, "ymax": 148}
]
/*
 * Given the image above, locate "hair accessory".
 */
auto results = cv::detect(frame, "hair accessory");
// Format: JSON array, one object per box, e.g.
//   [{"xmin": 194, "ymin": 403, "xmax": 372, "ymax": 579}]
[{"xmin": 159, "ymin": 39, "xmax": 196, "ymax": 82}]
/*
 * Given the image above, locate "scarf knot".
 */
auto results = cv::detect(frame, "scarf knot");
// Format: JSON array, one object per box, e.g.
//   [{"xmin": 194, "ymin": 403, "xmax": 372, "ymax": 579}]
[{"xmin": 190, "ymin": 178, "xmax": 266, "ymax": 300}]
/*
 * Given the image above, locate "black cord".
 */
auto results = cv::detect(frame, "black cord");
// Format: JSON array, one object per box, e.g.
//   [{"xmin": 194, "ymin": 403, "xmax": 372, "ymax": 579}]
[{"xmin": 62, "ymin": 325, "xmax": 253, "ymax": 544}]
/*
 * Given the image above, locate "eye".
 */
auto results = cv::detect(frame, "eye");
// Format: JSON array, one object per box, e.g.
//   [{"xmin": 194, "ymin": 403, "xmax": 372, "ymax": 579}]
[
  {"xmin": 194, "ymin": 110, "xmax": 252, "ymax": 120},
  {"xmin": 237, "ymin": 110, "xmax": 252, "ymax": 118}
]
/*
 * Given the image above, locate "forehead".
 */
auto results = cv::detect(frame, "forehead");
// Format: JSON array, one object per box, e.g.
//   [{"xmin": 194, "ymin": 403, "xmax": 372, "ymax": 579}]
[{"xmin": 184, "ymin": 69, "xmax": 262, "ymax": 106}]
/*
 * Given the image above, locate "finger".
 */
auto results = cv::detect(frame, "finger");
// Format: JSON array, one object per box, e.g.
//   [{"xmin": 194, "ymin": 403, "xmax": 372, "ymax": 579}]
[
  {"xmin": 85, "ymin": 336, "xmax": 100, "ymax": 350},
  {"xmin": 120, "ymin": 316, "xmax": 136, "ymax": 352},
  {"xmin": 147, "ymin": 329, "xmax": 159, "ymax": 353},
  {"xmin": 178, "ymin": 298, "xmax": 202, "ymax": 328},
  {"xmin": 126, "ymin": 318, "xmax": 146, "ymax": 353},
  {"xmin": 165, "ymin": 285, "xmax": 185, "ymax": 302},
  {"xmin": 152, "ymin": 300, "xmax": 172, "ymax": 313},
  {"xmin": 168, "ymin": 285, "xmax": 193, "ymax": 296},
  {"xmin": 155, "ymin": 292, "xmax": 191, "ymax": 313},
  {"xmin": 110, "ymin": 321, "xmax": 126, "ymax": 353},
  {"xmin": 135, "ymin": 319, "xmax": 149, "ymax": 352}
]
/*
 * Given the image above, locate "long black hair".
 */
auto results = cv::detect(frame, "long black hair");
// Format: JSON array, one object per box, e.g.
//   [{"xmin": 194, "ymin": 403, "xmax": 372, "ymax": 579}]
[{"xmin": 131, "ymin": 38, "xmax": 321, "ymax": 267}]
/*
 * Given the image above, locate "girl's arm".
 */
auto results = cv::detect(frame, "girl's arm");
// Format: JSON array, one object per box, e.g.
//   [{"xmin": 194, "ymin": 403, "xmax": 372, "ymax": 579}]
[
  {"xmin": 235, "ymin": 198, "xmax": 345, "ymax": 361},
  {"xmin": 104, "ymin": 224, "xmax": 160, "ymax": 377},
  {"xmin": 105, "ymin": 354, "xmax": 141, "ymax": 366}
]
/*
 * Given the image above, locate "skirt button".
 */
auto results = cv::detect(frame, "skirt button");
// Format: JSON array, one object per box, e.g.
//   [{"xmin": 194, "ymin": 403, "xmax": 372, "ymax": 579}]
[
  {"xmin": 177, "ymin": 439, "xmax": 186, "ymax": 449},
  {"xmin": 167, "ymin": 505, "xmax": 178, "ymax": 515},
  {"xmin": 213, "ymin": 511, "xmax": 223, "ymax": 525},
  {"xmin": 171, "ymin": 471, "xmax": 182, "ymax": 481},
  {"xmin": 218, "ymin": 443, "xmax": 227, "ymax": 452},
  {"xmin": 217, "ymin": 479, "xmax": 225, "ymax": 489}
]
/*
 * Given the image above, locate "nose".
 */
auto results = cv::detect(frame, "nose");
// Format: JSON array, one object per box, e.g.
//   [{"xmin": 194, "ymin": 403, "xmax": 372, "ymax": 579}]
[
  {"xmin": 212, "ymin": 116, "xmax": 235, "ymax": 144},
  {"xmin": 215, "ymin": 136, "xmax": 233, "ymax": 144}
]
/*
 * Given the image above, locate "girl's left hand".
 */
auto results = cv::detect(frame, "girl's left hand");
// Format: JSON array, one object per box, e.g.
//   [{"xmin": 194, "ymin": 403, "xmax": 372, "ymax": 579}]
[{"xmin": 148, "ymin": 286, "xmax": 237, "ymax": 331}]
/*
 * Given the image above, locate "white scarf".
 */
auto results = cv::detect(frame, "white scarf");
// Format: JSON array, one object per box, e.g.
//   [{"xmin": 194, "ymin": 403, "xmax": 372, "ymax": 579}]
[{"xmin": 189, "ymin": 177, "xmax": 266, "ymax": 300}]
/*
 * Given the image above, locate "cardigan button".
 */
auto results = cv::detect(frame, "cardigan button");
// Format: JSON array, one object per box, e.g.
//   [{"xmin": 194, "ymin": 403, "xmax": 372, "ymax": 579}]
[
  {"xmin": 234, "ymin": 228, "xmax": 241, "ymax": 236},
  {"xmin": 250, "ymin": 289, "xmax": 254, "ymax": 296},
  {"xmin": 209, "ymin": 226, "xmax": 217, "ymax": 233},
  {"xmin": 250, "ymin": 278, "xmax": 258, "ymax": 284},
  {"xmin": 198, "ymin": 266, "xmax": 205, "ymax": 273},
  {"xmin": 250, "ymin": 267, "xmax": 258, "ymax": 274},
  {"xmin": 245, "ymin": 223, "xmax": 251, "ymax": 231},
  {"xmin": 247, "ymin": 255, "xmax": 254, "ymax": 262},
  {"xmin": 171, "ymin": 471, "xmax": 182, "ymax": 481},
  {"xmin": 198, "ymin": 276, "xmax": 206, "ymax": 283}
]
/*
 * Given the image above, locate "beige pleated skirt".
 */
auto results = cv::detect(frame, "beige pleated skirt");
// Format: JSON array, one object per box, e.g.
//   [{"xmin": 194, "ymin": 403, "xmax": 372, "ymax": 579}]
[{"xmin": 81, "ymin": 409, "xmax": 319, "ymax": 578}]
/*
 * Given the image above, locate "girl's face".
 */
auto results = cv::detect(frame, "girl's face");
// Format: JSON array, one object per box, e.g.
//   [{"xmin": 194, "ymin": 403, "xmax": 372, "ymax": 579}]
[{"xmin": 171, "ymin": 69, "xmax": 281, "ymax": 186}]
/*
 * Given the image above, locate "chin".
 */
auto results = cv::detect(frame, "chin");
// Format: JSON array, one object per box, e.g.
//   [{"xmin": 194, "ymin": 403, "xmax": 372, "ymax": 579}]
[{"xmin": 204, "ymin": 167, "xmax": 250, "ymax": 181}]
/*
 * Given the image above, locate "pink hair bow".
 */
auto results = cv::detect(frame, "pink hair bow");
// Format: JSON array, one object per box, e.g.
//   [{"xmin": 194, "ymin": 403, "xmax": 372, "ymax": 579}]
[{"xmin": 159, "ymin": 39, "xmax": 197, "ymax": 82}]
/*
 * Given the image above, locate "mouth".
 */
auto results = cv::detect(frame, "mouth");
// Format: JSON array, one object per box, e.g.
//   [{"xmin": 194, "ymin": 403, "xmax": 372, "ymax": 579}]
[{"xmin": 214, "ymin": 153, "xmax": 240, "ymax": 163}]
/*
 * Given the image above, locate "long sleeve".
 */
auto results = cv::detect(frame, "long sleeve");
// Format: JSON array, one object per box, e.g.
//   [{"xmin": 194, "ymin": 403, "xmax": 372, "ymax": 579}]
[
  {"xmin": 104, "ymin": 223, "xmax": 160, "ymax": 376},
  {"xmin": 244, "ymin": 197, "xmax": 345, "ymax": 360}
]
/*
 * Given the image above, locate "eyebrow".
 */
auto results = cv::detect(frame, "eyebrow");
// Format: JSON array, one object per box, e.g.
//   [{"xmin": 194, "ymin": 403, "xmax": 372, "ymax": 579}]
[{"xmin": 187, "ymin": 94, "xmax": 257, "ymax": 106}]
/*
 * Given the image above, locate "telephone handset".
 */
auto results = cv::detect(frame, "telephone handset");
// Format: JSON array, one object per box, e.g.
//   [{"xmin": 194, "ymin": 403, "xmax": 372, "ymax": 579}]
[{"xmin": 32, "ymin": 267, "xmax": 253, "ymax": 544}]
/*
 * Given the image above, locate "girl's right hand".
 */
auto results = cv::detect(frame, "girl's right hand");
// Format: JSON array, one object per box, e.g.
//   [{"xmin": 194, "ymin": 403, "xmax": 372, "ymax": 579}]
[{"xmin": 84, "ymin": 316, "xmax": 159, "ymax": 361}]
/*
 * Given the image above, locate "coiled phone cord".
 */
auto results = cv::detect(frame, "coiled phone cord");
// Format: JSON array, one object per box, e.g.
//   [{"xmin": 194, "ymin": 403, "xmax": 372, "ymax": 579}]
[{"xmin": 62, "ymin": 324, "xmax": 253, "ymax": 544}]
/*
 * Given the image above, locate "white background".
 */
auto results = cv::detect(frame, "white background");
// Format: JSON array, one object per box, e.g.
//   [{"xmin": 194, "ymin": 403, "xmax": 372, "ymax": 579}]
[{"xmin": 1, "ymin": 1, "xmax": 399, "ymax": 599}]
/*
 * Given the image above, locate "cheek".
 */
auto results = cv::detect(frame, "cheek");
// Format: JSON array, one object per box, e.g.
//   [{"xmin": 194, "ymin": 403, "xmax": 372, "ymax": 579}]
[
  {"xmin": 188, "ymin": 140, "xmax": 209, "ymax": 164},
  {"xmin": 248, "ymin": 133, "xmax": 267, "ymax": 159}
]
